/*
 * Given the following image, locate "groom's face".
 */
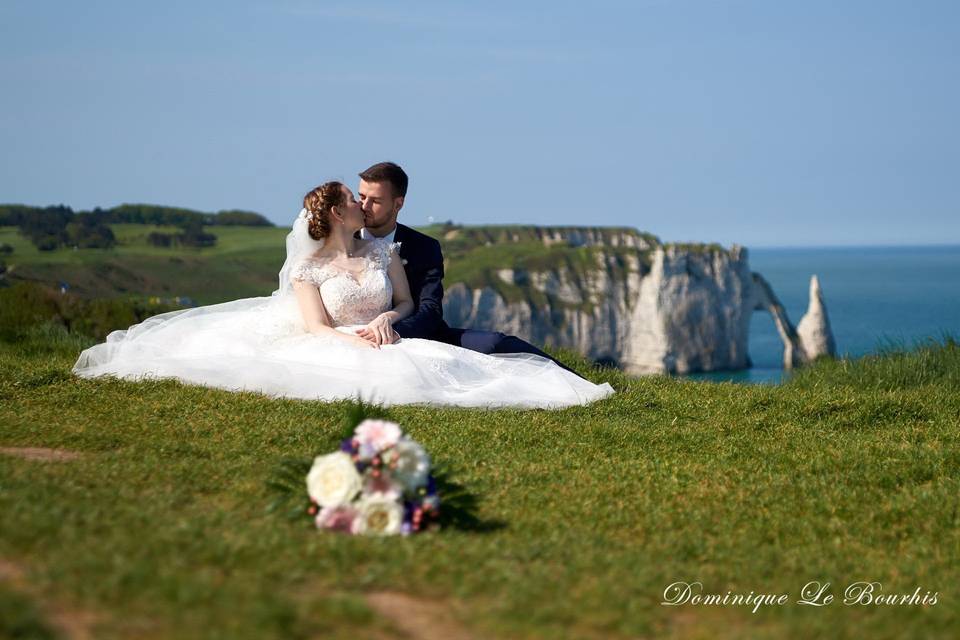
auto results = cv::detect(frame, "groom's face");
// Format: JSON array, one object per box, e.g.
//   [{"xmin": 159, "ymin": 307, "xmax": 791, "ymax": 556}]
[{"xmin": 359, "ymin": 179, "xmax": 404, "ymax": 232}]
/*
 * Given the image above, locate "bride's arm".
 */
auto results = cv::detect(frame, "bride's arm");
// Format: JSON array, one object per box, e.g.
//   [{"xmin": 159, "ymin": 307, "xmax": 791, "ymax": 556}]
[
  {"xmin": 356, "ymin": 248, "xmax": 414, "ymax": 345},
  {"xmin": 292, "ymin": 281, "xmax": 378, "ymax": 349},
  {"xmin": 384, "ymin": 248, "xmax": 414, "ymax": 322}
]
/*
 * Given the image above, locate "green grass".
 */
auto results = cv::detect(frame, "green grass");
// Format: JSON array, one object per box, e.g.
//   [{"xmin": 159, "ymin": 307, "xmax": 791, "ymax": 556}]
[
  {"xmin": 1, "ymin": 223, "xmax": 658, "ymax": 309},
  {"xmin": 0, "ymin": 584, "xmax": 57, "ymax": 640},
  {"xmin": 1, "ymin": 329, "xmax": 958, "ymax": 638},
  {"xmin": 0, "ymin": 225, "xmax": 290, "ymax": 262},
  {"xmin": 1, "ymin": 225, "xmax": 288, "ymax": 304}
]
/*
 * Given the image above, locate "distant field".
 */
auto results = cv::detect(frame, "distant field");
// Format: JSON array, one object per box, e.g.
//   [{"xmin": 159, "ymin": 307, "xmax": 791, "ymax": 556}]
[
  {"xmin": 1, "ymin": 225, "xmax": 289, "ymax": 304},
  {"xmin": 1, "ymin": 223, "xmax": 655, "ymax": 307}
]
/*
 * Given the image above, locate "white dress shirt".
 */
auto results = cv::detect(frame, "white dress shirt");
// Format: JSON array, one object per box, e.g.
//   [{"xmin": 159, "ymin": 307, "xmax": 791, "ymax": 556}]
[{"xmin": 360, "ymin": 225, "xmax": 397, "ymax": 244}]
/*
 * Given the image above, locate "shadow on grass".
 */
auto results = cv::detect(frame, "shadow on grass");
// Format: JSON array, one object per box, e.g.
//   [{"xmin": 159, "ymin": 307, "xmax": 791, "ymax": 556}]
[
  {"xmin": 432, "ymin": 468, "xmax": 506, "ymax": 533},
  {"xmin": 0, "ymin": 584, "xmax": 58, "ymax": 640}
]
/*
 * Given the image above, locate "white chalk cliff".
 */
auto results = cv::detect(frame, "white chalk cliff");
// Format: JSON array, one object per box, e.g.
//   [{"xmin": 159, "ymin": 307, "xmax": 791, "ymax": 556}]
[
  {"xmin": 796, "ymin": 275, "xmax": 836, "ymax": 363},
  {"xmin": 440, "ymin": 227, "xmax": 835, "ymax": 375}
]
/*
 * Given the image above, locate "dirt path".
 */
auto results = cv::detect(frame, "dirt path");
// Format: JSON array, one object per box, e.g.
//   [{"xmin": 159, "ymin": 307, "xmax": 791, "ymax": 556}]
[
  {"xmin": 365, "ymin": 591, "xmax": 475, "ymax": 640},
  {"xmin": 0, "ymin": 446, "xmax": 84, "ymax": 462},
  {"xmin": 0, "ymin": 558, "xmax": 98, "ymax": 640}
]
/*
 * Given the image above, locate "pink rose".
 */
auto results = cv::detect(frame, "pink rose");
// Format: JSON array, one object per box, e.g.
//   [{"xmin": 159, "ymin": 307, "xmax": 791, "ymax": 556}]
[
  {"xmin": 315, "ymin": 505, "xmax": 358, "ymax": 533},
  {"xmin": 354, "ymin": 419, "xmax": 402, "ymax": 459},
  {"xmin": 364, "ymin": 473, "xmax": 402, "ymax": 500}
]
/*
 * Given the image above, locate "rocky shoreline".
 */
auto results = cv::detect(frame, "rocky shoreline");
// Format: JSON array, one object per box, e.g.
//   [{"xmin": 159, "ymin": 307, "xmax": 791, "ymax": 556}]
[{"xmin": 440, "ymin": 227, "xmax": 835, "ymax": 375}]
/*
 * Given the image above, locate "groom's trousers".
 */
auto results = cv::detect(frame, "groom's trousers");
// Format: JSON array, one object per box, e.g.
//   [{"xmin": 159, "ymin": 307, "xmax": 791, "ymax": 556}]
[{"xmin": 442, "ymin": 328, "xmax": 583, "ymax": 378}]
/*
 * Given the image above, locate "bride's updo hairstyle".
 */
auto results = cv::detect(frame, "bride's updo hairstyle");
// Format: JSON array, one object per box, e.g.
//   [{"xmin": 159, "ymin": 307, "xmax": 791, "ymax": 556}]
[{"xmin": 303, "ymin": 181, "xmax": 346, "ymax": 241}]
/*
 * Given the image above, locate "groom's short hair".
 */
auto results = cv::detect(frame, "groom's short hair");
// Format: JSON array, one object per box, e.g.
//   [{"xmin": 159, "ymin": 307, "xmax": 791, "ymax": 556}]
[{"xmin": 359, "ymin": 162, "xmax": 408, "ymax": 198}]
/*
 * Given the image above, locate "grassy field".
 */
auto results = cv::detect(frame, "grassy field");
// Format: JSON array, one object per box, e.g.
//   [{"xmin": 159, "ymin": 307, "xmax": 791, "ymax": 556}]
[
  {"xmin": 2, "ymin": 223, "xmax": 661, "ymax": 309},
  {"xmin": 1, "ymin": 326, "xmax": 958, "ymax": 639},
  {"xmin": 0, "ymin": 225, "xmax": 288, "ymax": 304}
]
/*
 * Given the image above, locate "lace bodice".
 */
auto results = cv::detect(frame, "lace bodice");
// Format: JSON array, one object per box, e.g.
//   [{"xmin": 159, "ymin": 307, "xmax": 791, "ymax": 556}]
[{"xmin": 291, "ymin": 239, "xmax": 400, "ymax": 327}]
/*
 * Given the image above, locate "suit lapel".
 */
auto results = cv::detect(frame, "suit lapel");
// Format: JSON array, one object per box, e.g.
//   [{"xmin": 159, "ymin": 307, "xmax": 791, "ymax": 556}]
[{"xmin": 393, "ymin": 224, "xmax": 408, "ymax": 259}]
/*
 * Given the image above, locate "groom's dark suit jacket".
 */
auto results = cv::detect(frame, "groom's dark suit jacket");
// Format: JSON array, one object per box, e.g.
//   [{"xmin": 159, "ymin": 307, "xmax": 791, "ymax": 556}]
[
  {"xmin": 386, "ymin": 223, "xmax": 580, "ymax": 375},
  {"xmin": 391, "ymin": 223, "xmax": 450, "ymax": 341}
]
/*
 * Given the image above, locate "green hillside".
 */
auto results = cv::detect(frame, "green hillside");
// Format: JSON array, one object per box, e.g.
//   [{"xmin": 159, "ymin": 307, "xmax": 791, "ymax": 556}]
[
  {"xmin": 1, "ymin": 223, "xmax": 680, "ymax": 307},
  {"xmin": 1, "ymin": 225, "xmax": 289, "ymax": 304}
]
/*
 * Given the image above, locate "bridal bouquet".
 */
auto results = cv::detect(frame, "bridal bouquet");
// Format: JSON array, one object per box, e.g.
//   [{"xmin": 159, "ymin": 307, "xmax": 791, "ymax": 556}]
[{"xmin": 304, "ymin": 419, "xmax": 440, "ymax": 536}]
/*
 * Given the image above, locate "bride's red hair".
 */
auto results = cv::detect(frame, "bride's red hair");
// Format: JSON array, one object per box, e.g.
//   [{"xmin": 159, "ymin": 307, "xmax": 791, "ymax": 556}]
[{"xmin": 303, "ymin": 181, "xmax": 345, "ymax": 240}]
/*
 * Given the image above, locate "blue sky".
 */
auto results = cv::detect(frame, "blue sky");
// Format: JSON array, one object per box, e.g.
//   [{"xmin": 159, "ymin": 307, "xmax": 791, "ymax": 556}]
[{"xmin": 1, "ymin": 1, "xmax": 958, "ymax": 247}]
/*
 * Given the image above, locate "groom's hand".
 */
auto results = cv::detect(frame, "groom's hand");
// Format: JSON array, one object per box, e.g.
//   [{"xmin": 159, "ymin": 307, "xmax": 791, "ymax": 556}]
[
  {"xmin": 356, "ymin": 315, "xmax": 398, "ymax": 345},
  {"xmin": 355, "ymin": 327, "xmax": 400, "ymax": 345}
]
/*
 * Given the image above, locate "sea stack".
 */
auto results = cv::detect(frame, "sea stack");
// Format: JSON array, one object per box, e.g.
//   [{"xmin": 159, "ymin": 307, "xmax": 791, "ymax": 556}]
[
  {"xmin": 796, "ymin": 275, "xmax": 837, "ymax": 361},
  {"xmin": 441, "ymin": 226, "xmax": 838, "ymax": 374}
]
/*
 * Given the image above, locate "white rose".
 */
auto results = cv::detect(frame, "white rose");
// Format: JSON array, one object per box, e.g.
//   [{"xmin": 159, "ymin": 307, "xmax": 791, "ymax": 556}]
[
  {"xmin": 352, "ymin": 494, "xmax": 404, "ymax": 536},
  {"xmin": 306, "ymin": 452, "xmax": 362, "ymax": 507}
]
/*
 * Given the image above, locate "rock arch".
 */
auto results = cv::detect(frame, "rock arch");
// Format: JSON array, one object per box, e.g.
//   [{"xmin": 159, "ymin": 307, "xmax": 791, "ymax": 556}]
[{"xmin": 751, "ymin": 273, "xmax": 835, "ymax": 369}]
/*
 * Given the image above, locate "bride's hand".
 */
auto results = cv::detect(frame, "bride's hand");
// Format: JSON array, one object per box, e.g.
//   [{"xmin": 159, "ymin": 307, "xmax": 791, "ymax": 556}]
[
  {"xmin": 356, "ymin": 315, "xmax": 395, "ymax": 346},
  {"xmin": 357, "ymin": 327, "xmax": 400, "ymax": 345}
]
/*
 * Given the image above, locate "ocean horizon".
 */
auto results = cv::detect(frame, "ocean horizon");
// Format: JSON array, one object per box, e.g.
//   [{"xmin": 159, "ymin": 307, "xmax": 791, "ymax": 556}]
[{"xmin": 683, "ymin": 244, "xmax": 960, "ymax": 384}]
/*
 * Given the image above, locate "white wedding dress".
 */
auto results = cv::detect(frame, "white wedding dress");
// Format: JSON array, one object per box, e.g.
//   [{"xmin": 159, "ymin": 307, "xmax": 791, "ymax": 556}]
[{"xmin": 73, "ymin": 218, "xmax": 614, "ymax": 409}]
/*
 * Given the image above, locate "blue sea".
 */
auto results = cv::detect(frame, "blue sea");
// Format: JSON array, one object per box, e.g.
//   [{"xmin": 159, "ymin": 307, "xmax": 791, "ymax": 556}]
[{"xmin": 685, "ymin": 245, "xmax": 960, "ymax": 384}]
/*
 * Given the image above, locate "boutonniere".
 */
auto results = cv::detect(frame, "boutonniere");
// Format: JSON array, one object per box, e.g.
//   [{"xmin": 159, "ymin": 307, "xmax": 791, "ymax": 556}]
[{"xmin": 391, "ymin": 241, "xmax": 407, "ymax": 265}]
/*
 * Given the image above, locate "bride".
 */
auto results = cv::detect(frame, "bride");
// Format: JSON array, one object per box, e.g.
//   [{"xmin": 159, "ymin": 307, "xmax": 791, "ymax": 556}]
[{"xmin": 72, "ymin": 182, "xmax": 615, "ymax": 409}]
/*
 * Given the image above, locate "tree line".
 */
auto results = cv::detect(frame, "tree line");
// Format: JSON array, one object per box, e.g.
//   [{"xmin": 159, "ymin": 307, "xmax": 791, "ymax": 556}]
[{"xmin": 0, "ymin": 203, "xmax": 273, "ymax": 251}]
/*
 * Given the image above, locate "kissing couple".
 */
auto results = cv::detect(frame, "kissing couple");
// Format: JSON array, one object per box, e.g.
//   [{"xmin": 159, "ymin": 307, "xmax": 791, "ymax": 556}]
[{"xmin": 74, "ymin": 162, "xmax": 614, "ymax": 409}]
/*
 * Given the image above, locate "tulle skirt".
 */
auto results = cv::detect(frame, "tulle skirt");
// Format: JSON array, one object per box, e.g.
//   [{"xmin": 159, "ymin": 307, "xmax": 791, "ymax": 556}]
[{"xmin": 72, "ymin": 296, "xmax": 614, "ymax": 409}]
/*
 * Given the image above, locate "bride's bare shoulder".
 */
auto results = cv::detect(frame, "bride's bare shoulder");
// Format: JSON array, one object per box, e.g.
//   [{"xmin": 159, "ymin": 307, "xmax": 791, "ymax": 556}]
[
  {"xmin": 293, "ymin": 250, "xmax": 336, "ymax": 274},
  {"xmin": 354, "ymin": 238, "xmax": 378, "ymax": 255}
]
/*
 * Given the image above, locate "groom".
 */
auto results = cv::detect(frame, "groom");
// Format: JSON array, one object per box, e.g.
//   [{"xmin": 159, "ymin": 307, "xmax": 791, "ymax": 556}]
[{"xmin": 355, "ymin": 161, "xmax": 578, "ymax": 374}]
